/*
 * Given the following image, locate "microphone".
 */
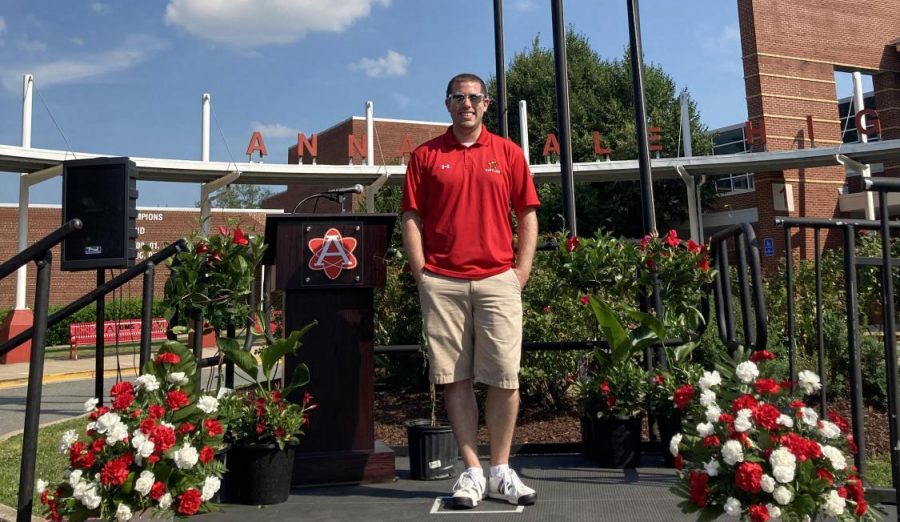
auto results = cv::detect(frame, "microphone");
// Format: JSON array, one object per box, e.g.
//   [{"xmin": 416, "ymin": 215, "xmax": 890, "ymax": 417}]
[{"xmin": 322, "ymin": 184, "xmax": 364, "ymax": 195}]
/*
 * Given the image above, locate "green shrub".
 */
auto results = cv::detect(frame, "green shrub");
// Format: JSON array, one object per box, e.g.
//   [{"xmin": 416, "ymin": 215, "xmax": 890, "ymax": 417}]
[{"xmin": 45, "ymin": 299, "xmax": 169, "ymax": 347}]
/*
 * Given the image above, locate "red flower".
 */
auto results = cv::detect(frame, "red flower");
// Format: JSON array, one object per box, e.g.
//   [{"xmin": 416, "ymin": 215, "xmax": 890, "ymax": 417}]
[
  {"xmin": 218, "ymin": 225, "xmax": 229, "ymax": 236},
  {"xmin": 166, "ymin": 390, "xmax": 190, "ymax": 410},
  {"xmin": 204, "ymin": 418, "xmax": 223, "ymax": 437},
  {"xmin": 149, "ymin": 481, "xmax": 166, "ymax": 501},
  {"xmin": 735, "ymin": 461, "xmax": 763, "ymax": 493},
  {"xmin": 817, "ymin": 468, "xmax": 834, "ymax": 486},
  {"xmin": 665, "ymin": 229, "xmax": 679, "ymax": 248},
  {"xmin": 752, "ymin": 403, "xmax": 781, "ymax": 430},
  {"xmin": 790, "ymin": 399, "xmax": 805, "ymax": 409},
  {"xmin": 748, "ymin": 504, "xmax": 769, "ymax": 522},
  {"xmin": 645, "ymin": 253, "xmax": 655, "ymax": 269},
  {"xmin": 702, "ymin": 435, "xmax": 720, "ymax": 448},
  {"xmin": 848, "ymin": 433, "xmax": 859, "ymax": 455},
  {"xmin": 749, "ymin": 350, "xmax": 776, "ymax": 362},
  {"xmin": 698, "ymin": 257, "xmax": 710, "ymax": 272},
  {"xmin": 686, "ymin": 239, "xmax": 701, "ymax": 253},
  {"xmin": 210, "ymin": 251, "xmax": 222, "ymax": 263},
  {"xmin": 652, "ymin": 373, "xmax": 665, "ymax": 386},
  {"xmin": 688, "ymin": 470, "xmax": 708, "ymax": 507},
  {"xmin": 303, "ymin": 391, "xmax": 317, "ymax": 410},
  {"xmin": 148, "ymin": 404, "xmax": 166, "ymax": 419},
  {"xmin": 605, "ymin": 396, "xmax": 617, "ymax": 409},
  {"xmin": 177, "ymin": 422, "xmax": 196, "ymax": 435},
  {"xmin": 275, "ymin": 427, "xmax": 285, "ymax": 439},
  {"xmin": 233, "ymin": 227, "xmax": 250, "ymax": 246},
  {"xmin": 89, "ymin": 406, "xmax": 109, "ymax": 421},
  {"xmin": 580, "ymin": 295, "xmax": 590, "ymax": 305},
  {"xmin": 112, "ymin": 392, "xmax": 135, "ymax": 410},
  {"xmin": 732, "ymin": 394, "xmax": 758, "ymax": 412},
  {"xmin": 857, "ymin": 499, "xmax": 869, "ymax": 517},
  {"xmin": 598, "ymin": 381, "xmax": 611, "ymax": 395},
  {"xmin": 674, "ymin": 453, "xmax": 684, "ymax": 470},
  {"xmin": 140, "ymin": 418, "xmax": 157, "ymax": 434},
  {"xmin": 673, "ymin": 384, "xmax": 695, "ymax": 410},
  {"xmin": 91, "ymin": 438, "xmax": 106, "ymax": 454},
  {"xmin": 640, "ymin": 234, "xmax": 651, "ymax": 249},
  {"xmin": 754, "ymin": 378, "xmax": 781, "ymax": 396},
  {"xmin": 155, "ymin": 352, "xmax": 181, "ymax": 365},
  {"xmin": 200, "ymin": 445, "xmax": 215, "ymax": 464},
  {"xmin": 177, "ymin": 488, "xmax": 203, "ymax": 516},
  {"xmin": 195, "ymin": 241, "xmax": 209, "ymax": 254},
  {"xmin": 780, "ymin": 432, "xmax": 822, "ymax": 461},
  {"xmin": 100, "ymin": 457, "xmax": 130, "ymax": 487},
  {"xmin": 256, "ymin": 422, "xmax": 266, "ymax": 434},
  {"xmin": 150, "ymin": 424, "xmax": 176, "ymax": 453},
  {"xmin": 565, "ymin": 235, "xmax": 580, "ymax": 252},
  {"xmin": 827, "ymin": 411, "xmax": 851, "ymax": 433},
  {"xmin": 110, "ymin": 381, "xmax": 134, "ymax": 397}
]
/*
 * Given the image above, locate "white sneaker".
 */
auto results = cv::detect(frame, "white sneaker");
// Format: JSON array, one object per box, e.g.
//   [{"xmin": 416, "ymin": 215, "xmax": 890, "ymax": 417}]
[
  {"xmin": 450, "ymin": 469, "xmax": 486, "ymax": 509},
  {"xmin": 488, "ymin": 468, "xmax": 536, "ymax": 506}
]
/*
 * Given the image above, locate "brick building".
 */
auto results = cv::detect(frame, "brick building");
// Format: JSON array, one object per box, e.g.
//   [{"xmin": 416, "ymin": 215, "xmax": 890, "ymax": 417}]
[{"xmin": 0, "ymin": 204, "xmax": 276, "ymax": 309}]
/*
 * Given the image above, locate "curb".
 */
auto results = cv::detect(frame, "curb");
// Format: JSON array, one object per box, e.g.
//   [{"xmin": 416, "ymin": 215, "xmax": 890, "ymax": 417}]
[{"xmin": 0, "ymin": 367, "xmax": 139, "ymax": 391}]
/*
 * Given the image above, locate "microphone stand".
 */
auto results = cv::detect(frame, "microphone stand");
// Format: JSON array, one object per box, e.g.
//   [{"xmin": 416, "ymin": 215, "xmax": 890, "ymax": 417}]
[{"xmin": 290, "ymin": 193, "xmax": 349, "ymax": 214}]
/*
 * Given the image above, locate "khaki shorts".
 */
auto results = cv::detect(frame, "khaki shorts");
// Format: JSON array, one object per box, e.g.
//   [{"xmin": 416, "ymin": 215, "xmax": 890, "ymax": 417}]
[{"xmin": 417, "ymin": 269, "xmax": 523, "ymax": 389}]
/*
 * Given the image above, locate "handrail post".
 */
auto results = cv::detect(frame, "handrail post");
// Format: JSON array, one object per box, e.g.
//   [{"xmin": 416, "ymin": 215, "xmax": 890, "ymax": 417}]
[
  {"xmin": 95, "ymin": 270, "xmax": 106, "ymax": 403},
  {"xmin": 16, "ymin": 250, "xmax": 51, "ymax": 521},
  {"xmin": 814, "ymin": 229, "xmax": 826, "ymax": 417},
  {"xmin": 783, "ymin": 225, "xmax": 797, "ymax": 393},
  {"xmin": 843, "ymin": 224, "xmax": 866, "ymax": 475},
  {"xmin": 139, "ymin": 262, "xmax": 155, "ymax": 370}
]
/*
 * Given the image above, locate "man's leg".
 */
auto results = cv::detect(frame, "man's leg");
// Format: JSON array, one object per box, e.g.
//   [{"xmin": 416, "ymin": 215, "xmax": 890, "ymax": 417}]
[
  {"xmin": 443, "ymin": 379, "xmax": 480, "ymax": 468},
  {"xmin": 485, "ymin": 386, "xmax": 519, "ymax": 466}
]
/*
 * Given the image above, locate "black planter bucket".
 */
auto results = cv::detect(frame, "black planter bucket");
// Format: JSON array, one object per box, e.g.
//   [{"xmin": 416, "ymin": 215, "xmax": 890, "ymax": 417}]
[
  {"xmin": 406, "ymin": 419, "xmax": 458, "ymax": 480},
  {"xmin": 210, "ymin": 444, "xmax": 234, "ymax": 504},
  {"xmin": 581, "ymin": 415, "xmax": 642, "ymax": 469},
  {"xmin": 228, "ymin": 443, "xmax": 296, "ymax": 505},
  {"xmin": 657, "ymin": 414, "xmax": 683, "ymax": 468}
]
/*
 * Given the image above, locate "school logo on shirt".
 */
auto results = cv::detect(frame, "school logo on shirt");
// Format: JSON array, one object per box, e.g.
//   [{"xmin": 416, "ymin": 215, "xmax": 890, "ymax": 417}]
[
  {"xmin": 485, "ymin": 160, "xmax": 501, "ymax": 173},
  {"xmin": 307, "ymin": 228, "xmax": 358, "ymax": 280}
]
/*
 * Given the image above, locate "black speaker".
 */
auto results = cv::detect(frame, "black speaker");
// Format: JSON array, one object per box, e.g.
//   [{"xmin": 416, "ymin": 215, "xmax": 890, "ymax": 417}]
[{"xmin": 61, "ymin": 157, "xmax": 138, "ymax": 271}]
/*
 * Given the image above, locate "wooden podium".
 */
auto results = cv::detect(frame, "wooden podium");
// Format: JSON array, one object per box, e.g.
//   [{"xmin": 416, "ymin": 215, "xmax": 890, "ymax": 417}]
[{"xmin": 263, "ymin": 213, "xmax": 397, "ymax": 486}]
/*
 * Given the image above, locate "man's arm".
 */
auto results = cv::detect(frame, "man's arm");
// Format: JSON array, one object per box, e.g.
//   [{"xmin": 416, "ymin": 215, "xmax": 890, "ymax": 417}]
[
  {"xmin": 401, "ymin": 210, "xmax": 426, "ymax": 283},
  {"xmin": 513, "ymin": 207, "xmax": 538, "ymax": 288}
]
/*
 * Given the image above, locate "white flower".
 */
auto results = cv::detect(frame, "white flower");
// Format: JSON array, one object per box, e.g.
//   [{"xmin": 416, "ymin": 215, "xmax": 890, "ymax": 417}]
[
  {"xmin": 766, "ymin": 504, "xmax": 782, "ymax": 519},
  {"xmin": 94, "ymin": 412, "xmax": 122, "ymax": 434},
  {"xmin": 761, "ymin": 474, "xmax": 776, "ymax": 493},
  {"xmin": 819, "ymin": 420, "xmax": 841, "ymax": 439},
  {"xmin": 773, "ymin": 485, "xmax": 793, "ymax": 505},
  {"xmin": 106, "ymin": 421, "xmax": 129, "ymax": 445},
  {"xmin": 83, "ymin": 398, "xmax": 99, "ymax": 412},
  {"xmin": 703, "ymin": 459, "xmax": 720, "ymax": 477},
  {"xmin": 67, "ymin": 469, "xmax": 83, "ymax": 488},
  {"xmin": 116, "ymin": 503, "xmax": 132, "ymax": 522},
  {"xmin": 724, "ymin": 497, "xmax": 742, "ymax": 516},
  {"xmin": 134, "ymin": 374, "xmax": 160, "ymax": 392},
  {"xmin": 777, "ymin": 414, "xmax": 794, "ymax": 428},
  {"xmin": 698, "ymin": 370, "xmax": 722, "ymax": 390},
  {"xmin": 201, "ymin": 475, "xmax": 221, "ymax": 501},
  {"xmin": 217, "ymin": 387, "xmax": 233, "ymax": 399},
  {"xmin": 705, "ymin": 405, "xmax": 722, "ymax": 423},
  {"xmin": 59, "ymin": 429, "xmax": 78, "ymax": 453},
  {"xmin": 159, "ymin": 493, "xmax": 173, "ymax": 510},
  {"xmin": 131, "ymin": 433, "xmax": 155, "ymax": 460},
  {"xmin": 197, "ymin": 395, "xmax": 219, "ymax": 414},
  {"xmin": 80, "ymin": 484, "xmax": 101, "ymax": 510},
  {"xmin": 72, "ymin": 480, "xmax": 89, "ymax": 500},
  {"xmin": 798, "ymin": 370, "xmax": 822, "ymax": 395},
  {"xmin": 135, "ymin": 470, "xmax": 155, "ymax": 496},
  {"xmin": 823, "ymin": 489, "xmax": 846, "ymax": 516},
  {"xmin": 800, "ymin": 407, "xmax": 819, "ymax": 427},
  {"xmin": 821, "ymin": 445, "xmax": 847, "ymax": 470},
  {"xmin": 699, "ymin": 389, "xmax": 717, "ymax": 407},
  {"xmin": 769, "ymin": 447, "xmax": 797, "ymax": 471},
  {"xmin": 35, "ymin": 478, "xmax": 48, "ymax": 495},
  {"xmin": 167, "ymin": 371, "xmax": 189, "ymax": 386},
  {"xmin": 174, "ymin": 444, "xmax": 199, "ymax": 469},
  {"xmin": 734, "ymin": 409, "xmax": 753, "ymax": 432},
  {"xmin": 669, "ymin": 433, "xmax": 683, "ymax": 457},
  {"xmin": 735, "ymin": 361, "xmax": 759, "ymax": 383},
  {"xmin": 696, "ymin": 422, "xmax": 715, "ymax": 437},
  {"xmin": 161, "ymin": 421, "xmax": 175, "ymax": 430},
  {"xmin": 773, "ymin": 465, "xmax": 795, "ymax": 483},
  {"xmin": 721, "ymin": 440, "xmax": 744, "ymax": 465}
]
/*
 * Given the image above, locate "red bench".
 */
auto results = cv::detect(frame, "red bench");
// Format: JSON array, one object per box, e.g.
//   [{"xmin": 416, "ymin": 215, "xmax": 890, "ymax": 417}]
[{"xmin": 68, "ymin": 318, "xmax": 169, "ymax": 360}]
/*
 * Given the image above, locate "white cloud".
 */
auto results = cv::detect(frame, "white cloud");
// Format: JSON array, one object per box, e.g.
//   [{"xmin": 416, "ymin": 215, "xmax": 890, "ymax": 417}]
[
  {"xmin": 512, "ymin": 0, "xmax": 540, "ymax": 11},
  {"xmin": 71, "ymin": 37, "xmax": 85, "ymax": 47},
  {"xmin": 696, "ymin": 24, "xmax": 742, "ymax": 77},
  {"xmin": 249, "ymin": 122, "xmax": 297, "ymax": 139},
  {"xmin": 0, "ymin": 17, "xmax": 6, "ymax": 45},
  {"xmin": 91, "ymin": 3, "xmax": 111, "ymax": 14},
  {"xmin": 164, "ymin": 0, "xmax": 390, "ymax": 47},
  {"xmin": 1, "ymin": 35, "xmax": 168, "ymax": 92},
  {"xmin": 349, "ymin": 50, "xmax": 409, "ymax": 78},
  {"xmin": 17, "ymin": 39, "xmax": 47, "ymax": 52}
]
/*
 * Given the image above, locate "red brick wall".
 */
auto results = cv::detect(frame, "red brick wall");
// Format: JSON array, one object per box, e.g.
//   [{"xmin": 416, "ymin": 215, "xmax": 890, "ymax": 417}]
[
  {"xmin": 738, "ymin": 0, "xmax": 900, "ymax": 269},
  {"xmin": 0, "ymin": 205, "xmax": 275, "ymax": 309}
]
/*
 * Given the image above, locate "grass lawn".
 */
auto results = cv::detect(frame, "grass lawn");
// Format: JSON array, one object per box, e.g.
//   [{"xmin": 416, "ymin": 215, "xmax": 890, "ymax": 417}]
[
  {"xmin": 866, "ymin": 454, "xmax": 892, "ymax": 488},
  {"xmin": 0, "ymin": 416, "xmax": 85, "ymax": 515}
]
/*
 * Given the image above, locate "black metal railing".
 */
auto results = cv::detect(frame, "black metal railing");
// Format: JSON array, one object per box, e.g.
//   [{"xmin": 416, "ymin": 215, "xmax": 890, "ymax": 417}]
[{"xmin": 0, "ymin": 219, "xmax": 81, "ymax": 522}]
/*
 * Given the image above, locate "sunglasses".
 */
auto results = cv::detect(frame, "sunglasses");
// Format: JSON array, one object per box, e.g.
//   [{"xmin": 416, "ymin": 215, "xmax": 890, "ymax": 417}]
[{"xmin": 447, "ymin": 93, "xmax": 487, "ymax": 104}]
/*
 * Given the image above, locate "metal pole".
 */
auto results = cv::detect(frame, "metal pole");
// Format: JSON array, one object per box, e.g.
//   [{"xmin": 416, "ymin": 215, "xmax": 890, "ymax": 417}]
[
  {"xmin": 877, "ymin": 189, "xmax": 900, "ymax": 501},
  {"xmin": 519, "ymin": 100, "xmax": 530, "ymax": 163},
  {"xmin": 814, "ymin": 229, "xmax": 826, "ymax": 416},
  {"xmin": 843, "ymin": 224, "xmax": 866, "ymax": 475},
  {"xmin": 550, "ymin": 0, "xmax": 577, "ymax": 237},
  {"xmin": 680, "ymin": 93, "xmax": 700, "ymax": 242},
  {"xmin": 851, "ymin": 72, "xmax": 874, "ymax": 220},
  {"xmin": 139, "ymin": 262, "xmax": 155, "ymax": 370},
  {"xmin": 493, "ymin": 0, "xmax": 508, "ymax": 138},
  {"xmin": 95, "ymin": 270, "xmax": 105, "ymax": 403},
  {"xmin": 626, "ymin": 0, "xmax": 657, "ymax": 235},
  {"xmin": 15, "ymin": 74, "xmax": 33, "ymax": 310},
  {"xmin": 16, "ymin": 250, "xmax": 51, "ymax": 521},
  {"xmin": 784, "ymin": 226, "xmax": 797, "ymax": 394}
]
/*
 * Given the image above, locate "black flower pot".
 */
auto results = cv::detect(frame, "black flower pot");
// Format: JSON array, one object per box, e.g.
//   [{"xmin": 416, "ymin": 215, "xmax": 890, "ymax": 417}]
[
  {"xmin": 656, "ymin": 413, "xmax": 683, "ymax": 468},
  {"xmin": 581, "ymin": 414, "xmax": 642, "ymax": 469},
  {"xmin": 227, "ymin": 443, "xmax": 296, "ymax": 505},
  {"xmin": 210, "ymin": 443, "xmax": 234, "ymax": 503},
  {"xmin": 405, "ymin": 419, "xmax": 458, "ymax": 480}
]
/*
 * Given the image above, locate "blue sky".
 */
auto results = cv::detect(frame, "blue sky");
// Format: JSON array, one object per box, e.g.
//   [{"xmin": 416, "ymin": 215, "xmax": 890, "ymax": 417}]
[{"xmin": 0, "ymin": 0, "xmax": 863, "ymax": 207}]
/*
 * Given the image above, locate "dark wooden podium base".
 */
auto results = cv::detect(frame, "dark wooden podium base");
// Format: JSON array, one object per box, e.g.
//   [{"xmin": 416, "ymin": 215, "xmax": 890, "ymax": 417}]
[{"xmin": 292, "ymin": 440, "xmax": 395, "ymax": 486}]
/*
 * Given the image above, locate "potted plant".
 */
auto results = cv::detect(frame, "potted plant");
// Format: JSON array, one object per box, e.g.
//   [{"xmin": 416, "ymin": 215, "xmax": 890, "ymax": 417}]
[
  {"xmin": 404, "ymin": 381, "xmax": 458, "ymax": 481},
  {"xmin": 576, "ymin": 296, "xmax": 664, "ymax": 468},
  {"xmin": 38, "ymin": 341, "xmax": 226, "ymax": 521},
  {"xmin": 216, "ymin": 325, "xmax": 317, "ymax": 505},
  {"xmin": 670, "ymin": 347, "xmax": 880, "ymax": 520}
]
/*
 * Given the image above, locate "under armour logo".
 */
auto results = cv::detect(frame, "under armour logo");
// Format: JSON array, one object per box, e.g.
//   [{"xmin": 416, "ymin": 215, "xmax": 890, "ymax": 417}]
[{"xmin": 440, "ymin": 164, "xmax": 450, "ymax": 170}]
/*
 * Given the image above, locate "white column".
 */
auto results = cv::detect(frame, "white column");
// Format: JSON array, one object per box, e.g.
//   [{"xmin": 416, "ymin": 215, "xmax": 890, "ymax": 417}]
[
  {"xmin": 852, "ymin": 72, "xmax": 875, "ymax": 220},
  {"xmin": 365, "ymin": 101, "xmax": 377, "ymax": 212},
  {"xmin": 518, "ymin": 100, "xmax": 530, "ymax": 165},
  {"xmin": 200, "ymin": 93, "xmax": 213, "ymax": 235},
  {"xmin": 680, "ymin": 92, "xmax": 701, "ymax": 242},
  {"xmin": 15, "ymin": 75, "xmax": 34, "ymax": 310}
]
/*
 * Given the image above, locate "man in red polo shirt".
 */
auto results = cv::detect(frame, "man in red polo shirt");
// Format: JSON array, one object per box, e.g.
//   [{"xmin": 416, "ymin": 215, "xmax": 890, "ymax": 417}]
[{"xmin": 401, "ymin": 73, "xmax": 540, "ymax": 509}]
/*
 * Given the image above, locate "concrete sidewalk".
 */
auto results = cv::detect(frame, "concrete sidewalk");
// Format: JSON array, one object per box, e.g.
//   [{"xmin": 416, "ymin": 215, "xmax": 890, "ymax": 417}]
[{"xmin": 0, "ymin": 346, "xmax": 221, "ymax": 390}]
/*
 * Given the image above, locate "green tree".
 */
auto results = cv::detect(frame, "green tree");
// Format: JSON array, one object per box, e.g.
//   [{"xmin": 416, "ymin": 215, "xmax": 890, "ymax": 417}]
[
  {"xmin": 485, "ymin": 31, "xmax": 714, "ymax": 238},
  {"xmin": 203, "ymin": 184, "xmax": 273, "ymax": 209}
]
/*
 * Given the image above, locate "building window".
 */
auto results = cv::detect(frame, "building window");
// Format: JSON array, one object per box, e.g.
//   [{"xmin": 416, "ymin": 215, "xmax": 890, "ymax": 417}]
[{"xmin": 711, "ymin": 124, "xmax": 754, "ymax": 194}]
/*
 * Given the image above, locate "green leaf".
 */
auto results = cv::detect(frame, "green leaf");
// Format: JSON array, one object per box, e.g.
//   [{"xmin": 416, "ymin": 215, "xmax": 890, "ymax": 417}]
[
  {"xmin": 260, "ymin": 322, "xmax": 316, "ymax": 379},
  {"xmin": 587, "ymin": 297, "xmax": 629, "ymax": 360},
  {"xmin": 281, "ymin": 363, "xmax": 311, "ymax": 397},
  {"xmin": 221, "ymin": 344, "xmax": 258, "ymax": 382}
]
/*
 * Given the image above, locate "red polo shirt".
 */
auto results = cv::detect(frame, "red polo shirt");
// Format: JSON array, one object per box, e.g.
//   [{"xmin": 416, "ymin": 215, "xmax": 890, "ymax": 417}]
[{"xmin": 401, "ymin": 127, "xmax": 540, "ymax": 280}]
